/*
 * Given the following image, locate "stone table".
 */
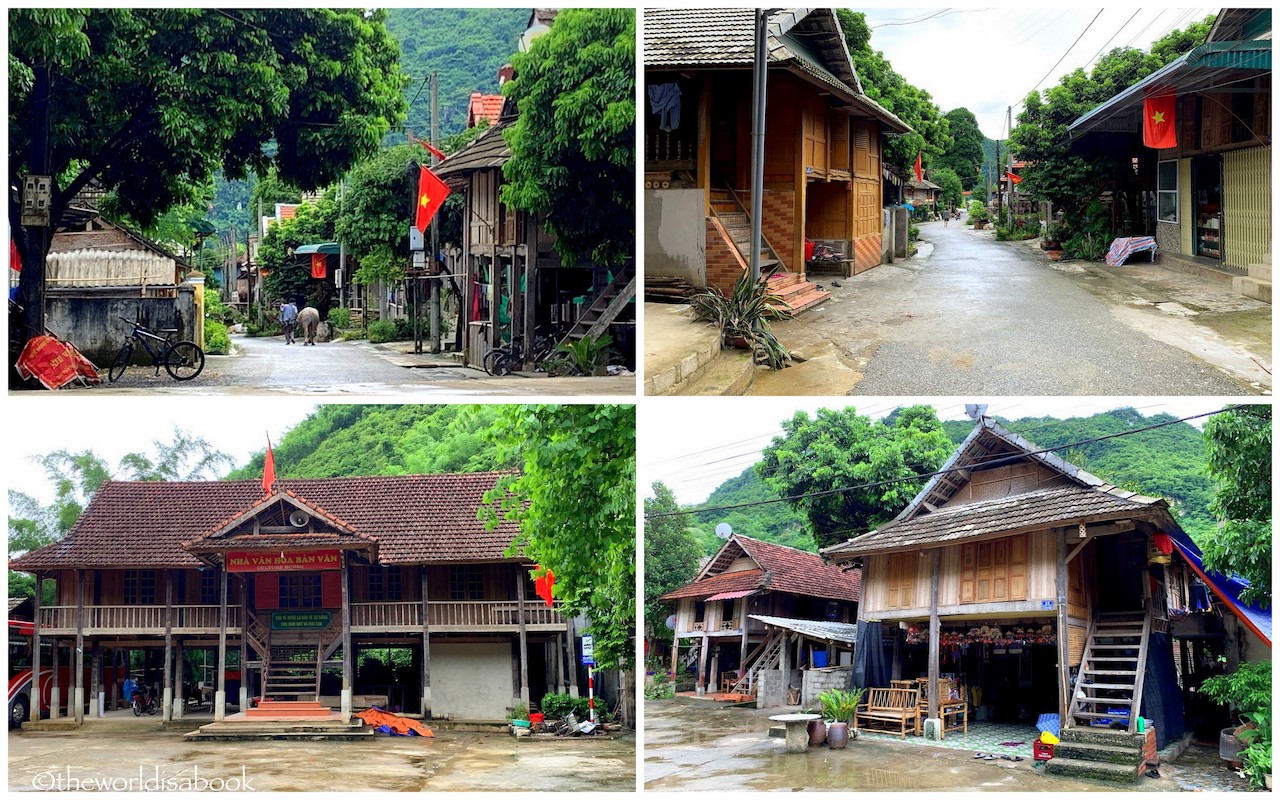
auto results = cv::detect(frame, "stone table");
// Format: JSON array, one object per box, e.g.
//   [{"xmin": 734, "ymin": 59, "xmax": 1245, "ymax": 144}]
[{"xmin": 769, "ymin": 713, "xmax": 820, "ymax": 754}]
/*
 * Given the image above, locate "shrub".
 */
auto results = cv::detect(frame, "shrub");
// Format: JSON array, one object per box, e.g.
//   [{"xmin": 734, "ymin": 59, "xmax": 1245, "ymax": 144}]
[
  {"xmin": 1063, "ymin": 231, "xmax": 1108, "ymax": 261},
  {"xmin": 1202, "ymin": 661, "xmax": 1272, "ymax": 789},
  {"xmin": 907, "ymin": 223, "xmax": 919, "ymax": 243},
  {"xmin": 507, "ymin": 703, "xmax": 530, "ymax": 722},
  {"xmin": 393, "ymin": 317, "xmax": 414, "ymax": 340},
  {"xmin": 644, "ymin": 672, "xmax": 675, "ymax": 701},
  {"xmin": 540, "ymin": 692, "xmax": 610, "ymax": 723},
  {"xmin": 367, "ymin": 319, "xmax": 398, "ymax": 343},
  {"xmin": 328, "ymin": 307, "xmax": 352, "ymax": 329},
  {"xmin": 204, "ymin": 320, "xmax": 231, "ymax": 355}
]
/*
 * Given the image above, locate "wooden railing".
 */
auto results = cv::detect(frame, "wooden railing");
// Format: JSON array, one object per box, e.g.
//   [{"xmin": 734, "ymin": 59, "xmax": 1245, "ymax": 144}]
[
  {"xmin": 39, "ymin": 604, "xmax": 241, "ymax": 631},
  {"xmin": 351, "ymin": 600, "xmax": 566, "ymax": 629}
]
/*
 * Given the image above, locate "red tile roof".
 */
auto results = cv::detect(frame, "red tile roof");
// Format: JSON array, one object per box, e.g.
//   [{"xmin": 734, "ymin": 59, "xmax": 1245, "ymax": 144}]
[
  {"xmin": 468, "ymin": 92, "xmax": 506, "ymax": 127},
  {"xmin": 660, "ymin": 535, "xmax": 860, "ymax": 603},
  {"xmin": 10, "ymin": 473, "xmax": 523, "ymax": 571}
]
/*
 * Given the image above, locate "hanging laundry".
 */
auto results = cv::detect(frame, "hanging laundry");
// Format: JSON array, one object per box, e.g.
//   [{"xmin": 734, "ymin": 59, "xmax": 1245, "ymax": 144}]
[{"xmin": 647, "ymin": 83, "xmax": 682, "ymax": 132}]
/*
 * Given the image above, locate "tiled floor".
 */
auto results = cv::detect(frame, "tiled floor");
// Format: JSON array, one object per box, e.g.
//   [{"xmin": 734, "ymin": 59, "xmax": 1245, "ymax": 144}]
[{"xmin": 857, "ymin": 720, "xmax": 1042, "ymax": 758}]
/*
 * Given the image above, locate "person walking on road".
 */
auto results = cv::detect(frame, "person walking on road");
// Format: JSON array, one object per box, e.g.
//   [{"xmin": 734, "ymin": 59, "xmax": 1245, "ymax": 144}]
[
  {"xmin": 280, "ymin": 300, "xmax": 298, "ymax": 345},
  {"xmin": 944, "ymin": 207, "xmax": 950, "ymax": 227}
]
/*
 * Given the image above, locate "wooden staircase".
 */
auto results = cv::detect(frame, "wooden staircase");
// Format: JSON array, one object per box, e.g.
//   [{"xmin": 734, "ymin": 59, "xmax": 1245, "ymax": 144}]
[
  {"xmin": 556, "ymin": 263, "xmax": 636, "ymax": 348},
  {"xmin": 1068, "ymin": 611, "xmax": 1149, "ymax": 732},
  {"xmin": 262, "ymin": 641, "xmax": 322, "ymax": 702},
  {"xmin": 730, "ymin": 631, "xmax": 784, "ymax": 696},
  {"xmin": 709, "ymin": 186, "xmax": 830, "ymax": 316}
]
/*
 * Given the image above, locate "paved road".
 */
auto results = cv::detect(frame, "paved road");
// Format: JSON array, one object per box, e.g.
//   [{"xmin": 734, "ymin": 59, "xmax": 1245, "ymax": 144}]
[
  {"xmin": 57, "ymin": 334, "xmax": 635, "ymax": 396},
  {"xmin": 752, "ymin": 222, "xmax": 1269, "ymax": 396}
]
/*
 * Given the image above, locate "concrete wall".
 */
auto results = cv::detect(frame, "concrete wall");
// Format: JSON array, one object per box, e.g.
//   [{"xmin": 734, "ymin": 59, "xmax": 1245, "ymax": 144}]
[
  {"xmin": 802, "ymin": 666, "xmax": 855, "ymax": 708},
  {"xmin": 1155, "ymin": 221, "xmax": 1181, "ymax": 259},
  {"xmin": 431, "ymin": 642, "xmax": 515, "ymax": 720},
  {"xmin": 645, "ymin": 189, "xmax": 705, "ymax": 286},
  {"xmin": 756, "ymin": 668, "xmax": 802, "ymax": 709},
  {"xmin": 46, "ymin": 287, "xmax": 196, "ymax": 366}
]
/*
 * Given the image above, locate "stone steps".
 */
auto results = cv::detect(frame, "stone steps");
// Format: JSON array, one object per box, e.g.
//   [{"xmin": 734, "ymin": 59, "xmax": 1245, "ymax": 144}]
[
  {"xmin": 1044, "ymin": 755, "xmax": 1141, "ymax": 784},
  {"xmin": 1054, "ymin": 739, "xmax": 1145, "ymax": 765}
]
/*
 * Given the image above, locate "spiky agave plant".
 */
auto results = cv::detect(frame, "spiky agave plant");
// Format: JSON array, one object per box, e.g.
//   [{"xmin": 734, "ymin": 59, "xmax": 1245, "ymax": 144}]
[{"xmin": 690, "ymin": 270, "xmax": 792, "ymax": 369}]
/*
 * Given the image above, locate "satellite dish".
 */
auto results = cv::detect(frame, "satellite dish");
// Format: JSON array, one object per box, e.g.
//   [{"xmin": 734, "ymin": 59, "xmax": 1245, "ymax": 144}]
[
  {"xmin": 665, "ymin": 614, "xmax": 676, "ymax": 630},
  {"xmin": 715, "ymin": 522, "xmax": 733, "ymax": 539},
  {"xmin": 965, "ymin": 403, "xmax": 988, "ymax": 421},
  {"xmin": 288, "ymin": 510, "xmax": 311, "ymax": 528}
]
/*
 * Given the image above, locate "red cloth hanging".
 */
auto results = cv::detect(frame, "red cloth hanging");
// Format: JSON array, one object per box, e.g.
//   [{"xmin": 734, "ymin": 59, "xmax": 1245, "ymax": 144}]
[
  {"xmin": 1143, "ymin": 95, "xmax": 1177, "ymax": 149},
  {"xmin": 1153, "ymin": 532, "xmax": 1173, "ymax": 555}
]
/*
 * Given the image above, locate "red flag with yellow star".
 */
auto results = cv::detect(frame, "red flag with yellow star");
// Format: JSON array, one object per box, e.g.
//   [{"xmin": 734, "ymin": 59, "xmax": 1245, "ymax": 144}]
[
  {"xmin": 1143, "ymin": 95, "xmax": 1176, "ymax": 149},
  {"xmin": 414, "ymin": 165, "xmax": 450, "ymax": 234}
]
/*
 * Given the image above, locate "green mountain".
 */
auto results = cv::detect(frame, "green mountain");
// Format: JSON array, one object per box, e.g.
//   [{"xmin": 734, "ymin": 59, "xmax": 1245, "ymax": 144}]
[
  {"xmin": 682, "ymin": 409, "xmax": 1215, "ymax": 555},
  {"xmin": 384, "ymin": 7, "xmax": 529, "ymax": 140},
  {"xmin": 227, "ymin": 404, "xmax": 511, "ymax": 480},
  {"xmin": 683, "ymin": 467, "xmax": 812, "ymax": 555}
]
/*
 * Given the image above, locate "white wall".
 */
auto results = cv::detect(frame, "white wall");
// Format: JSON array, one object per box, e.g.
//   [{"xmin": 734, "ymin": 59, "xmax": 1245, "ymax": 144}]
[
  {"xmin": 431, "ymin": 642, "xmax": 514, "ymax": 720},
  {"xmin": 644, "ymin": 189, "xmax": 705, "ymax": 286}
]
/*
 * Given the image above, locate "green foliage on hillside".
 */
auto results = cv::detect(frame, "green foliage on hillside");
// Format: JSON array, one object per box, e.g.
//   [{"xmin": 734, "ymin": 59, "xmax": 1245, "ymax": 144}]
[
  {"xmin": 227, "ymin": 405, "xmax": 511, "ymax": 480},
  {"xmin": 942, "ymin": 409, "xmax": 1215, "ymax": 542},
  {"xmin": 383, "ymin": 7, "xmax": 528, "ymax": 139},
  {"xmin": 683, "ymin": 467, "xmax": 812, "ymax": 554}
]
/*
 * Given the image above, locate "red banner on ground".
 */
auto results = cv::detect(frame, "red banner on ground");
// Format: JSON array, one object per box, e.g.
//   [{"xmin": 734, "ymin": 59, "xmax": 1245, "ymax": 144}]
[
  {"xmin": 15, "ymin": 335, "xmax": 97, "ymax": 390},
  {"xmin": 226, "ymin": 549, "xmax": 340, "ymax": 573}
]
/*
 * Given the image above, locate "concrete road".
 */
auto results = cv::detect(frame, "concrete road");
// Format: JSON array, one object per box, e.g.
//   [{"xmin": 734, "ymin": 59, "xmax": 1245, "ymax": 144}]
[
  {"xmin": 643, "ymin": 699, "xmax": 1232, "ymax": 792},
  {"xmin": 9, "ymin": 725, "xmax": 635, "ymax": 792},
  {"xmin": 752, "ymin": 222, "xmax": 1270, "ymax": 396},
  {"xmin": 44, "ymin": 333, "xmax": 636, "ymax": 397}
]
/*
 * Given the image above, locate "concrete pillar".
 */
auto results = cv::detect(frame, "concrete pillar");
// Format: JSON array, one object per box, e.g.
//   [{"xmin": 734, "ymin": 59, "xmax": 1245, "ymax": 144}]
[
  {"xmin": 215, "ymin": 565, "xmax": 228, "ymax": 721},
  {"xmin": 173, "ymin": 639, "xmax": 184, "ymax": 720}
]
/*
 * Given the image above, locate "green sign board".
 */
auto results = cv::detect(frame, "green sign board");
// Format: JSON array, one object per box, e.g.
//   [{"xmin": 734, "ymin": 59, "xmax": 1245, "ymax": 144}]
[{"xmin": 271, "ymin": 611, "xmax": 333, "ymax": 631}]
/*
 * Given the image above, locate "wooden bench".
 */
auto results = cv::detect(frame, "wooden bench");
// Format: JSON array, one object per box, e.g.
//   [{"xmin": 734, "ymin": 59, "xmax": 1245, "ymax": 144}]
[{"xmin": 853, "ymin": 688, "xmax": 922, "ymax": 738}]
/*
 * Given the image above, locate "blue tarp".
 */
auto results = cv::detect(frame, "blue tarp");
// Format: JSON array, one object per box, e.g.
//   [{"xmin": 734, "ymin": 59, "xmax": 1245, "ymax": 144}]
[{"xmin": 1169, "ymin": 529, "xmax": 1271, "ymax": 646}]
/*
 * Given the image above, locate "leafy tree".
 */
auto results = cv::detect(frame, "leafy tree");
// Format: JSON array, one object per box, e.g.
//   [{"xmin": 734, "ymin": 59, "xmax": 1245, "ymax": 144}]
[
  {"xmin": 930, "ymin": 167, "xmax": 964, "ymax": 209},
  {"xmin": 937, "ymin": 108, "xmax": 986, "ymax": 190},
  {"xmin": 1009, "ymin": 16, "xmax": 1214, "ymax": 226},
  {"xmin": 259, "ymin": 195, "xmax": 339, "ymax": 311},
  {"xmin": 500, "ymin": 9, "xmax": 635, "ymax": 267},
  {"xmin": 836, "ymin": 10, "xmax": 950, "ymax": 173},
  {"xmin": 480, "ymin": 404, "xmax": 636, "ymax": 671},
  {"xmin": 757, "ymin": 405, "xmax": 953, "ymax": 550},
  {"xmin": 8, "ymin": 433, "xmax": 233, "ymax": 599},
  {"xmin": 1202, "ymin": 405, "xmax": 1271, "ymax": 607},
  {"xmin": 644, "ymin": 482, "xmax": 702, "ymax": 644}
]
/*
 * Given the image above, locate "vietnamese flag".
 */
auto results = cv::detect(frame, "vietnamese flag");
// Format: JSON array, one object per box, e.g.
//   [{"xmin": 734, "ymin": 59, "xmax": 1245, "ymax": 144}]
[
  {"xmin": 310, "ymin": 253, "xmax": 327, "ymax": 279},
  {"xmin": 262, "ymin": 436, "xmax": 276, "ymax": 495},
  {"xmin": 533, "ymin": 565, "xmax": 555, "ymax": 608},
  {"xmin": 913, "ymin": 151, "xmax": 923, "ymax": 183},
  {"xmin": 1006, "ymin": 172, "xmax": 1023, "ymax": 185},
  {"xmin": 1143, "ymin": 94, "xmax": 1177, "ymax": 149},
  {"xmin": 10, "ymin": 238, "xmax": 21, "ymax": 272},
  {"xmin": 414, "ymin": 166, "xmax": 450, "ymax": 234}
]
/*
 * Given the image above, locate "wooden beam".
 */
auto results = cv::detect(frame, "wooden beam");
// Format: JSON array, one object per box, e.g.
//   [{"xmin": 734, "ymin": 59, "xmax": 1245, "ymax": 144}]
[
  {"xmin": 420, "ymin": 565, "xmax": 431, "ymax": 718},
  {"xmin": 341, "ymin": 553, "xmax": 352, "ymax": 720},
  {"xmin": 163, "ymin": 569, "xmax": 173, "ymax": 721},
  {"xmin": 216, "ymin": 564, "xmax": 227, "ymax": 721},
  {"xmin": 1055, "ymin": 530, "xmax": 1070, "ymax": 724},
  {"xmin": 75, "ymin": 569, "xmax": 85, "ymax": 723},
  {"xmin": 91, "ymin": 641, "xmax": 103, "ymax": 718},
  {"xmin": 698, "ymin": 76, "xmax": 711, "ymax": 216},
  {"xmin": 517, "ymin": 568, "xmax": 529, "ymax": 706},
  {"xmin": 565, "ymin": 615, "xmax": 579, "ymax": 698},
  {"xmin": 173, "ymin": 639, "xmax": 183, "ymax": 720},
  {"xmin": 928, "ymin": 550, "xmax": 940, "ymax": 725},
  {"xmin": 32, "ymin": 572, "xmax": 42, "ymax": 722},
  {"xmin": 697, "ymin": 633, "xmax": 710, "ymax": 694}
]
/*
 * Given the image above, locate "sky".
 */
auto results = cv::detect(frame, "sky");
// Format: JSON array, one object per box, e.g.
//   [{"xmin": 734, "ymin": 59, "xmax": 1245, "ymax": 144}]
[
  {"xmin": 861, "ymin": 6, "xmax": 1218, "ymax": 139},
  {"xmin": 640, "ymin": 397, "xmax": 1252, "ymax": 507},
  {"xmin": 5, "ymin": 397, "xmax": 320, "ymax": 505}
]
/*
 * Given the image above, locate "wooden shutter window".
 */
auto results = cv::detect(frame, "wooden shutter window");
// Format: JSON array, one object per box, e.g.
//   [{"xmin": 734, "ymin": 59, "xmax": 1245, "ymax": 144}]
[
  {"xmin": 960, "ymin": 534, "xmax": 1028, "ymax": 603},
  {"xmin": 320, "ymin": 570, "xmax": 342, "ymax": 608},
  {"xmin": 255, "ymin": 573, "xmax": 280, "ymax": 611}
]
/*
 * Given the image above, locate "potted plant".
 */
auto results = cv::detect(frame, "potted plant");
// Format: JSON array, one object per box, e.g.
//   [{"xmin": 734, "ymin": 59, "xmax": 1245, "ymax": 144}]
[
  {"xmin": 818, "ymin": 688, "xmax": 865, "ymax": 750},
  {"xmin": 1042, "ymin": 223, "xmax": 1066, "ymax": 251},
  {"xmin": 1202, "ymin": 661, "xmax": 1272, "ymax": 789},
  {"xmin": 690, "ymin": 271, "xmax": 793, "ymax": 370}
]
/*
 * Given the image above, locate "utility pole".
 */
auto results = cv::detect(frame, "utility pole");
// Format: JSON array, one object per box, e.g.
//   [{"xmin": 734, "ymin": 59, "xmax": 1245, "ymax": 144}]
[
  {"xmin": 993, "ymin": 138, "xmax": 1002, "ymax": 219},
  {"xmin": 748, "ymin": 8, "xmax": 768, "ymax": 284},
  {"xmin": 338, "ymin": 180, "xmax": 346, "ymax": 310},
  {"xmin": 429, "ymin": 70, "xmax": 441, "ymax": 353},
  {"xmin": 1006, "ymin": 105, "xmax": 1015, "ymax": 228}
]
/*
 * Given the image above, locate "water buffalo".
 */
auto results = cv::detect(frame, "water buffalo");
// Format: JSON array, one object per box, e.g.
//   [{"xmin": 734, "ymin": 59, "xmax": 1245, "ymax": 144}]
[{"xmin": 298, "ymin": 306, "xmax": 321, "ymax": 345}]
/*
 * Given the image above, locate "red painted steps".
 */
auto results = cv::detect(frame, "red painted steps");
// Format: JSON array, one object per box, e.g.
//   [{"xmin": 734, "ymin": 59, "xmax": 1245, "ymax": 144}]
[
  {"xmin": 764, "ymin": 271, "xmax": 830, "ymax": 315},
  {"xmin": 246, "ymin": 700, "xmax": 332, "ymax": 719}
]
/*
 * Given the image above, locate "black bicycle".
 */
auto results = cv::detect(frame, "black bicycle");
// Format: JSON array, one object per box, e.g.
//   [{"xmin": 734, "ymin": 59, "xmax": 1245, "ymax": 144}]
[
  {"xmin": 482, "ymin": 328, "xmax": 561, "ymax": 377},
  {"xmin": 108, "ymin": 316, "xmax": 205, "ymax": 382}
]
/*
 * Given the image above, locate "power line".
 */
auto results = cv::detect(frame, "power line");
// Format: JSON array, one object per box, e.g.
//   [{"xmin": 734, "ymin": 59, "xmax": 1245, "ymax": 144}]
[
  {"xmin": 1030, "ymin": 9, "xmax": 1105, "ymax": 94},
  {"xmin": 646, "ymin": 405, "xmax": 1251, "ymax": 520},
  {"xmin": 1081, "ymin": 8, "xmax": 1143, "ymax": 72}
]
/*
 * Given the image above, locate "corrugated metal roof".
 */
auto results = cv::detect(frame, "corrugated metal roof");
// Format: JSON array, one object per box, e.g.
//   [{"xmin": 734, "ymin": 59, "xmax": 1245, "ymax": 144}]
[{"xmin": 750, "ymin": 614, "xmax": 860, "ymax": 645}]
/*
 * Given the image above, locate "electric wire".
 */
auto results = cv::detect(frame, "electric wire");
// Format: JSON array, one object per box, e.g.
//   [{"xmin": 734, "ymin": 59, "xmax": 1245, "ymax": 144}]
[
  {"xmin": 645, "ymin": 405, "xmax": 1252, "ymax": 520},
  {"xmin": 1030, "ymin": 9, "xmax": 1105, "ymax": 93}
]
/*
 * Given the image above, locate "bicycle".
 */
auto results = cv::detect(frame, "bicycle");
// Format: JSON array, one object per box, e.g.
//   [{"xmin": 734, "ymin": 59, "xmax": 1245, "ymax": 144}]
[
  {"xmin": 482, "ymin": 328, "xmax": 561, "ymax": 377},
  {"xmin": 108, "ymin": 316, "xmax": 205, "ymax": 382}
]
